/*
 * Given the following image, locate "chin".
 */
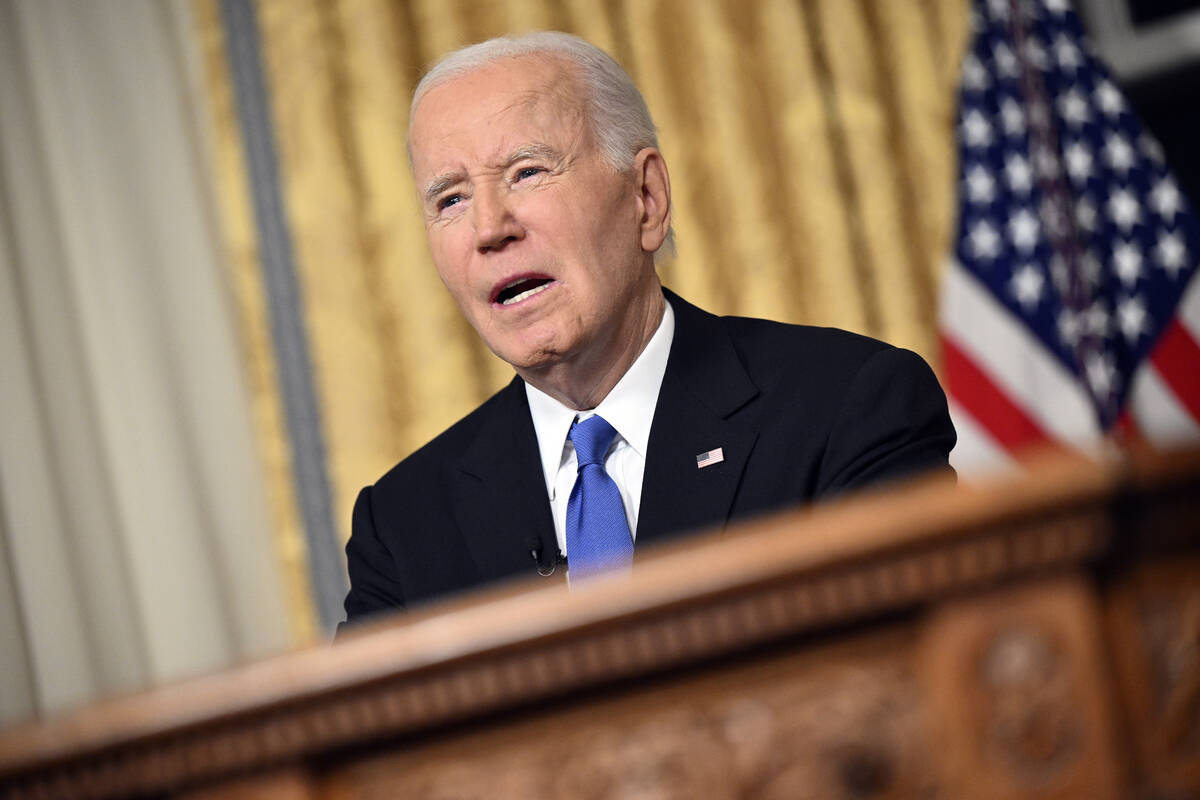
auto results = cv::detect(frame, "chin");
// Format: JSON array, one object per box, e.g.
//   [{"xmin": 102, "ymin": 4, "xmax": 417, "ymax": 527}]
[
  {"xmin": 487, "ymin": 326, "xmax": 573, "ymax": 371},
  {"xmin": 500, "ymin": 348, "xmax": 562, "ymax": 373},
  {"xmin": 495, "ymin": 336, "xmax": 577, "ymax": 374}
]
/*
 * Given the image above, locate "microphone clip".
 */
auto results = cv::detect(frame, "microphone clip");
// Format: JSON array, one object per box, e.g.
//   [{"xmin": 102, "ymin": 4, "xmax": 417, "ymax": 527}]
[{"xmin": 527, "ymin": 537, "xmax": 566, "ymax": 577}]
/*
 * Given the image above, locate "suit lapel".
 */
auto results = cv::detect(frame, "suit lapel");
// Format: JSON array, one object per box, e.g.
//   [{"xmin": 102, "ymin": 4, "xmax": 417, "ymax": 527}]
[
  {"xmin": 637, "ymin": 291, "xmax": 760, "ymax": 547},
  {"xmin": 451, "ymin": 379, "xmax": 558, "ymax": 581}
]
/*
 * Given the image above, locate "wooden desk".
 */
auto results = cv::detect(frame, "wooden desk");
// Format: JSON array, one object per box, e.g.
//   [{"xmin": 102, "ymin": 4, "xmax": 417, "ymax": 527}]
[{"xmin": 2, "ymin": 448, "xmax": 1198, "ymax": 799}]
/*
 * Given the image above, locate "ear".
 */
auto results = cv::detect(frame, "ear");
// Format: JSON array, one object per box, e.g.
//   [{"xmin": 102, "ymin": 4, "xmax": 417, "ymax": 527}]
[{"xmin": 632, "ymin": 147, "xmax": 671, "ymax": 253}]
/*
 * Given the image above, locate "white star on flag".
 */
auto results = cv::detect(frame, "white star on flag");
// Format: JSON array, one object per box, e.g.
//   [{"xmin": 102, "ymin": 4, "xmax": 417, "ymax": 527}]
[
  {"xmin": 962, "ymin": 110, "xmax": 993, "ymax": 148},
  {"xmin": 1156, "ymin": 232, "xmax": 1187, "ymax": 277},
  {"xmin": 1112, "ymin": 242, "xmax": 1143, "ymax": 286},
  {"xmin": 1065, "ymin": 141, "xmax": 1093, "ymax": 183},
  {"xmin": 962, "ymin": 53, "xmax": 989, "ymax": 90},
  {"xmin": 969, "ymin": 219, "xmax": 1002, "ymax": 260},
  {"xmin": 1001, "ymin": 97, "xmax": 1026, "ymax": 137},
  {"xmin": 1054, "ymin": 34, "xmax": 1082, "ymax": 71},
  {"xmin": 1006, "ymin": 154, "xmax": 1033, "ymax": 194},
  {"xmin": 1058, "ymin": 310, "xmax": 1082, "ymax": 346},
  {"xmin": 1108, "ymin": 189, "xmax": 1140, "ymax": 231},
  {"xmin": 1104, "ymin": 134, "xmax": 1135, "ymax": 173},
  {"xmin": 1009, "ymin": 208, "xmax": 1040, "ymax": 253},
  {"xmin": 994, "ymin": 42, "xmax": 1020, "ymax": 78},
  {"xmin": 1011, "ymin": 265, "xmax": 1045, "ymax": 309},
  {"xmin": 1058, "ymin": 89, "xmax": 1089, "ymax": 127},
  {"xmin": 1095, "ymin": 80, "xmax": 1124, "ymax": 116},
  {"xmin": 966, "ymin": 164, "xmax": 996, "ymax": 204},
  {"xmin": 1024, "ymin": 38, "xmax": 1049, "ymax": 71},
  {"xmin": 1035, "ymin": 144, "xmax": 1061, "ymax": 179},
  {"xmin": 1117, "ymin": 296, "xmax": 1148, "ymax": 342},
  {"xmin": 1152, "ymin": 178, "xmax": 1182, "ymax": 219}
]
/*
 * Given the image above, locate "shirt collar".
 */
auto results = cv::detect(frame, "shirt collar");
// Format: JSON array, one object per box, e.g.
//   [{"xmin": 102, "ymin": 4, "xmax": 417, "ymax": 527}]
[{"xmin": 525, "ymin": 296, "xmax": 676, "ymax": 495}]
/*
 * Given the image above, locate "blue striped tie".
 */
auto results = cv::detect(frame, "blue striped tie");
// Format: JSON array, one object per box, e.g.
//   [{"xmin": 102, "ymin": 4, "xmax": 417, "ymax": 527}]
[{"xmin": 566, "ymin": 415, "xmax": 634, "ymax": 578}]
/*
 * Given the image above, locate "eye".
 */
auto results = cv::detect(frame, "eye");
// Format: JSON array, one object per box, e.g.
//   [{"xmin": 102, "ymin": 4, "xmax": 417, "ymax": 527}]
[
  {"xmin": 436, "ymin": 193, "xmax": 462, "ymax": 212},
  {"xmin": 514, "ymin": 166, "xmax": 544, "ymax": 181}
]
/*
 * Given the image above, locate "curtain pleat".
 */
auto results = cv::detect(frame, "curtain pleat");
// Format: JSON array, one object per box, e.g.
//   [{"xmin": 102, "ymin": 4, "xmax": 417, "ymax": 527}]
[
  {"xmin": 193, "ymin": 0, "xmax": 317, "ymax": 643},
  {"xmin": 195, "ymin": 0, "xmax": 969, "ymax": 634}
]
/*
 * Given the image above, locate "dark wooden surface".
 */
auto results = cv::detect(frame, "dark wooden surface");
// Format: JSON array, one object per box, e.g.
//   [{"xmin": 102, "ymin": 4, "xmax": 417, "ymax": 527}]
[{"xmin": 2, "ymin": 447, "xmax": 1198, "ymax": 799}]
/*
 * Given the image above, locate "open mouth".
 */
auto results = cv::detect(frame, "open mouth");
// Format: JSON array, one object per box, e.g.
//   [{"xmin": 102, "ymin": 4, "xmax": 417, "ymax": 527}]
[{"xmin": 493, "ymin": 275, "xmax": 555, "ymax": 306}]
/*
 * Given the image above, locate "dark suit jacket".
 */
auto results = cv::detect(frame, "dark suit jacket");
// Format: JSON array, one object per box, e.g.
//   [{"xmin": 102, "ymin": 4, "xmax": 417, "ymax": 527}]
[{"xmin": 342, "ymin": 290, "xmax": 955, "ymax": 624}]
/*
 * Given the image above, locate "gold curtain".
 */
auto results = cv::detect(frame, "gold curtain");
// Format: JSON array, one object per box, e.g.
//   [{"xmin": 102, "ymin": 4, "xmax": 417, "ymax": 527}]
[{"xmin": 193, "ymin": 0, "xmax": 969, "ymax": 640}]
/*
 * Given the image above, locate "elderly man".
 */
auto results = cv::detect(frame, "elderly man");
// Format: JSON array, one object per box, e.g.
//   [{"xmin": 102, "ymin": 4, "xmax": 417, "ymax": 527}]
[{"xmin": 342, "ymin": 32, "xmax": 955, "ymax": 623}]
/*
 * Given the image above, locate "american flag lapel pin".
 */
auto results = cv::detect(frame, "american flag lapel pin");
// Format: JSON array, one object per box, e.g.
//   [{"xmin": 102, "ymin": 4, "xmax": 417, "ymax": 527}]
[{"xmin": 696, "ymin": 447, "xmax": 724, "ymax": 469}]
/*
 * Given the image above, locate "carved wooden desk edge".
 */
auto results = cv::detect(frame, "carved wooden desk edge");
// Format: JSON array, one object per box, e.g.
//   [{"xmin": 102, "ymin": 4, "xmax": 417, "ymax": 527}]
[{"xmin": 2, "ymin": 447, "xmax": 1197, "ymax": 799}]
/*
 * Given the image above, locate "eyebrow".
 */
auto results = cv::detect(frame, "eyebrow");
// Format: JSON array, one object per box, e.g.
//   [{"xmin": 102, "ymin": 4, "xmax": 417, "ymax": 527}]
[
  {"xmin": 422, "ymin": 174, "xmax": 460, "ymax": 205},
  {"xmin": 421, "ymin": 143, "xmax": 562, "ymax": 204}
]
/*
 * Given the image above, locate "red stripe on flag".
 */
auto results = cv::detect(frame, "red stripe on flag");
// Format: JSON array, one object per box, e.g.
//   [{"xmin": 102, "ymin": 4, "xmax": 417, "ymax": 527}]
[
  {"xmin": 1150, "ymin": 319, "xmax": 1200, "ymax": 422},
  {"xmin": 941, "ymin": 333, "xmax": 1054, "ymax": 452}
]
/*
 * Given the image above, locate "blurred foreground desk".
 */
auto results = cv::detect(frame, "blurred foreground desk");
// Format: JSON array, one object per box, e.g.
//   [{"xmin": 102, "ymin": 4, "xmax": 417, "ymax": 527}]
[{"xmin": 2, "ymin": 449, "xmax": 1199, "ymax": 799}]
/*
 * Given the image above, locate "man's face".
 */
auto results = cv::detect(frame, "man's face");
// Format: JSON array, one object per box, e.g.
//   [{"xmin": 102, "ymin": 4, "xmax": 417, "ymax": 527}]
[{"xmin": 409, "ymin": 55, "xmax": 657, "ymax": 380}]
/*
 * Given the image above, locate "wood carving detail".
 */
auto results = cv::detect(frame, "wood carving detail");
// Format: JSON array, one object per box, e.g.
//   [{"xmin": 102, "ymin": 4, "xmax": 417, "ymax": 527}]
[
  {"xmin": 342, "ymin": 650, "xmax": 937, "ymax": 800},
  {"xmin": 921, "ymin": 577, "xmax": 1121, "ymax": 800},
  {"xmin": 978, "ymin": 626, "xmax": 1082, "ymax": 784},
  {"xmin": 1141, "ymin": 587, "xmax": 1200, "ymax": 756},
  {"xmin": 1107, "ymin": 558, "xmax": 1200, "ymax": 797}
]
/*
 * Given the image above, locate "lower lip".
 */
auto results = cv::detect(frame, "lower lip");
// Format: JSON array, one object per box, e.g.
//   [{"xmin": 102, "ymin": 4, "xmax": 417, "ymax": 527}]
[{"xmin": 494, "ymin": 280, "xmax": 557, "ymax": 308}]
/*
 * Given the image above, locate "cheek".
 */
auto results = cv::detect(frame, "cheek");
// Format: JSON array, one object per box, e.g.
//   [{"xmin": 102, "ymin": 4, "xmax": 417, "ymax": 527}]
[
  {"xmin": 576, "ymin": 186, "xmax": 637, "ymax": 252},
  {"xmin": 428, "ymin": 231, "xmax": 473, "ymax": 294}
]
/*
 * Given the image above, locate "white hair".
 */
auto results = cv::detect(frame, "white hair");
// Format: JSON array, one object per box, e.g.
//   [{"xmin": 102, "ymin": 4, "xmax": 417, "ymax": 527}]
[
  {"xmin": 411, "ymin": 31, "xmax": 659, "ymax": 171},
  {"xmin": 410, "ymin": 32, "xmax": 675, "ymax": 257}
]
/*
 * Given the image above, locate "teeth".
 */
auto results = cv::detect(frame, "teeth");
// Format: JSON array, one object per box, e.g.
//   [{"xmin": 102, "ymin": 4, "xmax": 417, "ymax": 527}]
[{"xmin": 502, "ymin": 282, "xmax": 551, "ymax": 305}]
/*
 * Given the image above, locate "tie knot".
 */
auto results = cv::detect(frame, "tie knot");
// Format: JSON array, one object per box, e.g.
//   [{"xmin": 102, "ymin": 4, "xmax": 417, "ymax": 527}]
[{"xmin": 569, "ymin": 415, "xmax": 618, "ymax": 468}]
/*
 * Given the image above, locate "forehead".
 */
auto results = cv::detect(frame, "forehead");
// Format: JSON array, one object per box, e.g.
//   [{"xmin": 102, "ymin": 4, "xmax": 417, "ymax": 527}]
[{"xmin": 410, "ymin": 55, "xmax": 587, "ymax": 173}]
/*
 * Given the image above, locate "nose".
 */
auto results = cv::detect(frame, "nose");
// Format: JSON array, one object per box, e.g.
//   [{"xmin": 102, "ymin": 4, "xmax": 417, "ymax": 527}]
[{"xmin": 473, "ymin": 185, "xmax": 524, "ymax": 252}]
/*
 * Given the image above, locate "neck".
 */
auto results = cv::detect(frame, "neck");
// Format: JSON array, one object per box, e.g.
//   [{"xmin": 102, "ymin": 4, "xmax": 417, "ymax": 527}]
[{"xmin": 519, "ymin": 285, "xmax": 665, "ymax": 410}]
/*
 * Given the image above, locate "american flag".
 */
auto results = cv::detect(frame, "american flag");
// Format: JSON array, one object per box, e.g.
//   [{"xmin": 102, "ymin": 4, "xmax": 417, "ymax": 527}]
[
  {"xmin": 940, "ymin": 0, "xmax": 1200, "ymax": 475},
  {"xmin": 696, "ymin": 447, "xmax": 724, "ymax": 469}
]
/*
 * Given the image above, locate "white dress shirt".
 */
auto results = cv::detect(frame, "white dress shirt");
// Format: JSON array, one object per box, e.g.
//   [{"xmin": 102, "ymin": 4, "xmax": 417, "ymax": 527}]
[{"xmin": 524, "ymin": 298, "xmax": 676, "ymax": 557}]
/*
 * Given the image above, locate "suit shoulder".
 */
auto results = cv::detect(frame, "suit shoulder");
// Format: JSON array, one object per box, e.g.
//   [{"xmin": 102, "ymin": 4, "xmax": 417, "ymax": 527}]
[
  {"xmin": 719, "ymin": 315, "xmax": 900, "ymax": 381},
  {"xmin": 722, "ymin": 314, "xmax": 884, "ymax": 350}
]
